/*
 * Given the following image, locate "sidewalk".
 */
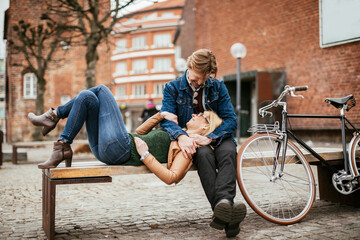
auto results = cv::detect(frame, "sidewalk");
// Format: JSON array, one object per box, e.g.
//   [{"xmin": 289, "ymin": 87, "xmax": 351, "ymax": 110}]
[{"xmin": 0, "ymin": 146, "xmax": 359, "ymax": 239}]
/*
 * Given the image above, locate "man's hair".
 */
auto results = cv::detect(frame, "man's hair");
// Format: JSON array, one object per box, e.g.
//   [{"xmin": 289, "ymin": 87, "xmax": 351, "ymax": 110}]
[
  {"xmin": 187, "ymin": 49, "xmax": 218, "ymax": 78},
  {"xmin": 202, "ymin": 110, "xmax": 223, "ymax": 136}
]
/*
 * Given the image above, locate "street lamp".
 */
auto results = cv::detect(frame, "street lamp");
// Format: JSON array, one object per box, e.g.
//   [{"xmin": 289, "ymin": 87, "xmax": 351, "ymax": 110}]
[{"xmin": 230, "ymin": 43, "xmax": 247, "ymax": 143}]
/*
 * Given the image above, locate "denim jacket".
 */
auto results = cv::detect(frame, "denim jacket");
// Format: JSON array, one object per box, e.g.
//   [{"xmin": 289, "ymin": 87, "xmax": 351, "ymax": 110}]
[{"xmin": 160, "ymin": 70, "xmax": 237, "ymax": 147}]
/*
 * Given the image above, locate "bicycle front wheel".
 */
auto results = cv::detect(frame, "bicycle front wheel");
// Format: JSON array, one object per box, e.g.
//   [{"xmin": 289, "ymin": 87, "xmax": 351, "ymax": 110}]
[{"xmin": 237, "ymin": 133, "xmax": 316, "ymax": 224}]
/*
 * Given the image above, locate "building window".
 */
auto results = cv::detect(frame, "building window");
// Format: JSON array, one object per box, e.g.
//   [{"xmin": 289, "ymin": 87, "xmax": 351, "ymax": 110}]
[
  {"xmin": 115, "ymin": 39, "xmax": 127, "ymax": 52},
  {"xmin": 153, "ymin": 83, "xmax": 165, "ymax": 98},
  {"xmin": 153, "ymin": 33, "xmax": 171, "ymax": 48},
  {"xmin": 60, "ymin": 95, "xmax": 71, "ymax": 105},
  {"xmin": 132, "ymin": 36, "xmax": 147, "ymax": 50},
  {"xmin": 116, "ymin": 85, "xmax": 127, "ymax": 99},
  {"xmin": 154, "ymin": 57, "xmax": 171, "ymax": 72},
  {"xmin": 132, "ymin": 84, "xmax": 146, "ymax": 98},
  {"xmin": 23, "ymin": 73, "xmax": 37, "ymax": 99},
  {"xmin": 132, "ymin": 59, "xmax": 147, "ymax": 74},
  {"xmin": 115, "ymin": 62, "xmax": 127, "ymax": 76}
]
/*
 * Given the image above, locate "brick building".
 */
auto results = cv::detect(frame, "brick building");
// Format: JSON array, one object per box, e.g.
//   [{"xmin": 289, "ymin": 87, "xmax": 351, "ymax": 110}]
[
  {"xmin": 4, "ymin": 0, "xmax": 111, "ymax": 142},
  {"xmin": 190, "ymin": 0, "xmax": 360, "ymax": 140},
  {"xmin": 111, "ymin": 0, "xmax": 184, "ymax": 131}
]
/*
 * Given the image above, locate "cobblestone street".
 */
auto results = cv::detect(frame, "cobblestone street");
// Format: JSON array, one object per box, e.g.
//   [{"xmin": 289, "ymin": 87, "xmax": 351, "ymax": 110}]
[{"xmin": 0, "ymin": 145, "xmax": 360, "ymax": 239}]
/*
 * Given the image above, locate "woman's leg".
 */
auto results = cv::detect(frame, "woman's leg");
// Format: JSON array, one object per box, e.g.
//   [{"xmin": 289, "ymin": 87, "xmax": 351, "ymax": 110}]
[{"xmin": 86, "ymin": 85, "xmax": 131, "ymax": 164}]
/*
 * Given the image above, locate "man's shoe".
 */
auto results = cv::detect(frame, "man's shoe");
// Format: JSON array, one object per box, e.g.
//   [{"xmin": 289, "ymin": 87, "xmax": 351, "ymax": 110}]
[
  {"xmin": 210, "ymin": 199, "xmax": 232, "ymax": 230},
  {"xmin": 225, "ymin": 201, "xmax": 247, "ymax": 238}
]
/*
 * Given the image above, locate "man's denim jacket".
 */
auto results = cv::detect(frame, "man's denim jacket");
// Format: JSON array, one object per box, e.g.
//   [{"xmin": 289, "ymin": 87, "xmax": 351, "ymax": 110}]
[{"xmin": 160, "ymin": 70, "xmax": 237, "ymax": 147}]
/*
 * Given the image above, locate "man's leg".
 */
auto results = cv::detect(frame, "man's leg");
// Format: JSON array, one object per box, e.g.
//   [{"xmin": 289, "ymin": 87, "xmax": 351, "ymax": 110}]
[
  {"xmin": 194, "ymin": 144, "xmax": 233, "ymax": 231},
  {"xmin": 213, "ymin": 138, "xmax": 237, "ymax": 206},
  {"xmin": 193, "ymin": 146, "xmax": 217, "ymax": 209}
]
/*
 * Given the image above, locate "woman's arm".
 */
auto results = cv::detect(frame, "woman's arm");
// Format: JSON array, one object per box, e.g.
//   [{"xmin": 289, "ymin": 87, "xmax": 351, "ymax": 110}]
[
  {"xmin": 136, "ymin": 112, "xmax": 178, "ymax": 135},
  {"xmin": 134, "ymin": 137, "xmax": 190, "ymax": 185}
]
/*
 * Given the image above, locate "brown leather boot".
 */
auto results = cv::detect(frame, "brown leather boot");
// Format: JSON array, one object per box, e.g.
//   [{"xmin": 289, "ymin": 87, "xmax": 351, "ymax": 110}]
[
  {"xmin": 28, "ymin": 108, "xmax": 60, "ymax": 136},
  {"xmin": 38, "ymin": 141, "xmax": 73, "ymax": 169}
]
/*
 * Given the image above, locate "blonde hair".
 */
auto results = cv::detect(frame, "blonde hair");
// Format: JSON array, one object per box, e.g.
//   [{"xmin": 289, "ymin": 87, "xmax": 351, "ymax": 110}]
[
  {"xmin": 201, "ymin": 110, "xmax": 223, "ymax": 136},
  {"xmin": 187, "ymin": 49, "xmax": 218, "ymax": 78}
]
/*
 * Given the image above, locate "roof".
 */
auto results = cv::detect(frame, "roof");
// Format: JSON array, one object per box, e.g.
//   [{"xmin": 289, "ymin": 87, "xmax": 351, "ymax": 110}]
[{"xmin": 133, "ymin": 0, "xmax": 185, "ymax": 13}]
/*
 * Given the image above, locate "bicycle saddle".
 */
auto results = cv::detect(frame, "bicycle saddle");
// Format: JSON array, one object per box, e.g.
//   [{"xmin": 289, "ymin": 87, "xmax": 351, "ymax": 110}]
[{"xmin": 325, "ymin": 95, "xmax": 354, "ymax": 109}]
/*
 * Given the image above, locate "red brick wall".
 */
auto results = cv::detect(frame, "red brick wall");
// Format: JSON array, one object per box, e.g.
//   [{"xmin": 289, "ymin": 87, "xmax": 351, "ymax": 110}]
[
  {"xmin": 194, "ymin": 0, "xmax": 360, "ymax": 130},
  {"xmin": 6, "ymin": 0, "xmax": 111, "ymax": 142}
]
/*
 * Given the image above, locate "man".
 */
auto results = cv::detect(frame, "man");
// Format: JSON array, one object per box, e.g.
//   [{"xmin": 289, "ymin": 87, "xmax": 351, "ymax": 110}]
[{"xmin": 160, "ymin": 49, "xmax": 246, "ymax": 238}]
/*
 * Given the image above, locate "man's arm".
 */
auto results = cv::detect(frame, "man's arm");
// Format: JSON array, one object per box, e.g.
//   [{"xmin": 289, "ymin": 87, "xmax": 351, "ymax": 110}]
[
  {"xmin": 160, "ymin": 83, "xmax": 187, "ymax": 140},
  {"xmin": 160, "ymin": 82, "xmax": 196, "ymax": 158},
  {"xmin": 207, "ymin": 81, "xmax": 237, "ymax": 146}
]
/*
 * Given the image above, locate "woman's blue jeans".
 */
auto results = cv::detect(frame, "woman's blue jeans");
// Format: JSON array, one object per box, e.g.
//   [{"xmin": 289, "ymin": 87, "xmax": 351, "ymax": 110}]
[{"xmin": 56, "ymin": 85, "xmax": 131, "ymax": 164}]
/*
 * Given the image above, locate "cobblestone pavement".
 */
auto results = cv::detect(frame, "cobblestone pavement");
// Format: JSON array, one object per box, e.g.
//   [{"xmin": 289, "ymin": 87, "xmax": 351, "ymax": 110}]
[{"xmin": 0, "ymin": 146, "xmax": 360, "ymax": 240}]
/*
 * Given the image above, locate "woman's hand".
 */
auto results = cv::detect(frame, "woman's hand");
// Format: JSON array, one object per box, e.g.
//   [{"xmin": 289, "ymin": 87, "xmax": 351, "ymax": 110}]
[
  {"xmin": 134, "ymin": 137, "xmax": 149, "ymax": 156},
  {"xmin": 178, "ymin": 134, "xmax": 197, "ymax": 159},
  {"xmin": 188, "ymin": 134, "xmax": 212, "ymax": 146},
  {"xmin": 161, "ymin": 111, "xmax": 178, "ymax": 125}
]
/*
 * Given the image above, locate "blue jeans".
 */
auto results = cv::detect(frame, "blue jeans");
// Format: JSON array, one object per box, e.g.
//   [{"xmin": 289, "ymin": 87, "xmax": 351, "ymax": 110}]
[{"xmin": 56, "ymin": 85, "xmax": 131, "ymax": 165}]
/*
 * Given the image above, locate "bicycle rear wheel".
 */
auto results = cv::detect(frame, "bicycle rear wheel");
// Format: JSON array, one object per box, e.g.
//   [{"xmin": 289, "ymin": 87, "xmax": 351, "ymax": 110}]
[
  {"xmin": 237, "ymin": 133, "xmax": 316, "ymax": 224},
  {"xmin": 350, "ymin": 134, "xmax": 360, "ymax": 181}
]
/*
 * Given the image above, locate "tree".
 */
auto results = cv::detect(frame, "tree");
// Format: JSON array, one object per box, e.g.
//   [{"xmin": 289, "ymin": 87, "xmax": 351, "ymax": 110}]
[
  {"xmin": 44, "ymin": 0, "xmax": 136, "ymax": 88},
  {"xmin": 8, "ymin": 20, "xmax": 64, "ymax": 139}
]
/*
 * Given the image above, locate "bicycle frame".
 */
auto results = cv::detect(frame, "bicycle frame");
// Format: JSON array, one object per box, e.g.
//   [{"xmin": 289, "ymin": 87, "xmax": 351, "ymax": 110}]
[{"xmin": 278, "ymin": 105, "xmax": 359, "ymax": 176}]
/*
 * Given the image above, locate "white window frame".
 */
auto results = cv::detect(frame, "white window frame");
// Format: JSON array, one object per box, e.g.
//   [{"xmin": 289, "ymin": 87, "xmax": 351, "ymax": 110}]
[
  {"xmin": 115, "ymin": 85, "xmax": 127, "ymax": 100},
  {"xmin": 152, "ymin": 82, "xmax": 166, "ymax": 98},
  {"xmin": 152, "ymin": 57, "xmax": 173, "ymax": 73},
  {"xmin": 131, "ymin": 36, "xmax": 147, "ymax": 50},
  {"xmin": 114, "ymin": 61, "xmax": 128, "ymax": 77},
  {"xmin": 60, "ymin": 95, "xmax": 71, "ymax": 105},
  {"xmin": 131, "ymin": 84, "xmax": 148, "ymax": 99},
  {"xmin": 131, "ymin": 59, "xmax": 148, "ymax": 75},
  {"xmin": 23, "ymin": 73, "xmax": 37, "ymax": 99},
  {"xmin": 114, "ymin": 39, "xmax": 127, "ymax": 53},
  {"xmin": 152, "ymin": 33, "xmax": 172, "ymax": 48}
]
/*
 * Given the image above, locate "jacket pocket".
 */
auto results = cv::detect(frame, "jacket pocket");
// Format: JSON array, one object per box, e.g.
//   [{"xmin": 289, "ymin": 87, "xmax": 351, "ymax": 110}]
[
  {"xmin": 176, "ymin": 95, "xmax": 187, "ymax": 117},
  {"xmin": 206, "ymin": 92, "xmax": 219, "ymax": 111}
]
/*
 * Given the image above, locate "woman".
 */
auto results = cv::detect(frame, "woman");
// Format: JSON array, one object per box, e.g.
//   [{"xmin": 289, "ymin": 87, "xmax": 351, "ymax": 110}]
[{"xmin": 28, "ymin": 84, "xmax": 222, "ymax": 185}]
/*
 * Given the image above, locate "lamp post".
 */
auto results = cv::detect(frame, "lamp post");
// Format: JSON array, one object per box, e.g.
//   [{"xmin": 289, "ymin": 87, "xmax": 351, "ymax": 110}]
[{"xmin": 230, "ymin": 43, "xmax": 247, "ymax": 143}]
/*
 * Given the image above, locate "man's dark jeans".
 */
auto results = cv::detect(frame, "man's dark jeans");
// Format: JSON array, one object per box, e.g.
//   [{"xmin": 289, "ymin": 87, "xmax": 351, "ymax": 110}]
[{"xmin": 193, "ymin": 138, "xmax": 237, "ymax": 210}]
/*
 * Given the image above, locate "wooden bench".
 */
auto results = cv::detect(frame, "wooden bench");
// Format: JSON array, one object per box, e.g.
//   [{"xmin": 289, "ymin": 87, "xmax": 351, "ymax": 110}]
[{"xmin": 40, "ymin": 149, "xmax": 359, "ymax": 240}]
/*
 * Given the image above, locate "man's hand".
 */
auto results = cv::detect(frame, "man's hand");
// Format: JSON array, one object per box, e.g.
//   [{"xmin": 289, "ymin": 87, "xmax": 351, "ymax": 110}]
[
  {"xmin": 134, "ymin": 137, "xmax": 149, "ymax": 156},
  {"xmin": 188, "ymin": 134, "xmax": 212, "ymax": 146},
  {"xmin": 161, "ymin": 111, "xmax": 178, "ymax": 125},
  {"xmin": 178, "ymin": 134, "xmax": 197, "ymax": 159}
]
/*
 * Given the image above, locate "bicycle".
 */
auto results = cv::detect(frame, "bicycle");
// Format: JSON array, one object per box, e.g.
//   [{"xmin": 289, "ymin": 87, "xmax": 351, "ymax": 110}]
[{"xmin": 237, "ymin": 85, "xmax": 360, "ymax": 225}]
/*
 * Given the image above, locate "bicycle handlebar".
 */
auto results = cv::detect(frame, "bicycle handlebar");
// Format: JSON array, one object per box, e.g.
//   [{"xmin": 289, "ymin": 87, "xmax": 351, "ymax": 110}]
[{"xmin": 259, "ymin": 85, "xmax": 308, "ymax": 117}]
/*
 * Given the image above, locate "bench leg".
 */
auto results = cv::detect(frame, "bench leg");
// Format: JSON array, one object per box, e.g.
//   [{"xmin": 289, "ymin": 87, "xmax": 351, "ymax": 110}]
[
  {"xmin": 43, "ymin": 172, "xmax": 56, "ymax": 240},
  {"xmin": 41, "ymin": 174, "xmax": 112, "ymax": 239},
  {"xmin": 12, "ymin": 146, "xmax": 17, "ymax": 164}
]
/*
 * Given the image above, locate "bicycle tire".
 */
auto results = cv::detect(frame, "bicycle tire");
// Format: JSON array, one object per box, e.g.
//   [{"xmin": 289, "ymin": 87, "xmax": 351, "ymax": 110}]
[
  {"xmin": 237, "ymin": 133, "xmax": 316, "ymax": 224},
  {"xmin": 350, "ymin": 134, "xmax": 360, "ymax": 181}
]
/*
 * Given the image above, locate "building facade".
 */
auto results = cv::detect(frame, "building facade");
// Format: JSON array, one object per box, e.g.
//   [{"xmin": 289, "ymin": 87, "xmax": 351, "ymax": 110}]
[
  {"xmin": 192, "ymin": 0, "xmax": 360, "ymax": 140},
  {"xmin": 111, "ymin": 0, "xmax": 184, "ymax": 131},
  {"xmin": 5, "ymin": 0, "xmax": 111, "ymax": 142}
]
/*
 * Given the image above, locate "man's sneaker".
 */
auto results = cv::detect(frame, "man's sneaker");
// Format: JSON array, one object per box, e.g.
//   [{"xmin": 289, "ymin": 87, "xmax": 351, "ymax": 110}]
[
  {"xmin": 225, "ymin": 201, "xmax": 247, "ymax": 238},
  {"xmin": 210, "ymin": 199, "xmax": 232, "ymax": 230}
]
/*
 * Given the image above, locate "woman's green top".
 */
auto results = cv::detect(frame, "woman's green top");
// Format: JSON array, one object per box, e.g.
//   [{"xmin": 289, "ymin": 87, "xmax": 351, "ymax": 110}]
[{"xmin": 121, "ymin": 129, "xmax": 171, "ymax": 166}]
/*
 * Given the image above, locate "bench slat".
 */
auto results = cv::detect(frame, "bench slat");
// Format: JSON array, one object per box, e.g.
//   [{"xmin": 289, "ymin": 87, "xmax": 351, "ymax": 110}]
[{"xmin": 43, "ymin": 148, "xmax": 349, "ymax": 179}]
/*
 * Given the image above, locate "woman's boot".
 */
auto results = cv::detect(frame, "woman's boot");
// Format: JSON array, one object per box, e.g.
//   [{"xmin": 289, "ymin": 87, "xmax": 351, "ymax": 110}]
[
  {"xmin": 38, "ymin": 141, "xmax": 73, "ymax": 169},
  {"xmin": 28, "ymin": 108, "xmax": 60, "ymax": 136}
]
